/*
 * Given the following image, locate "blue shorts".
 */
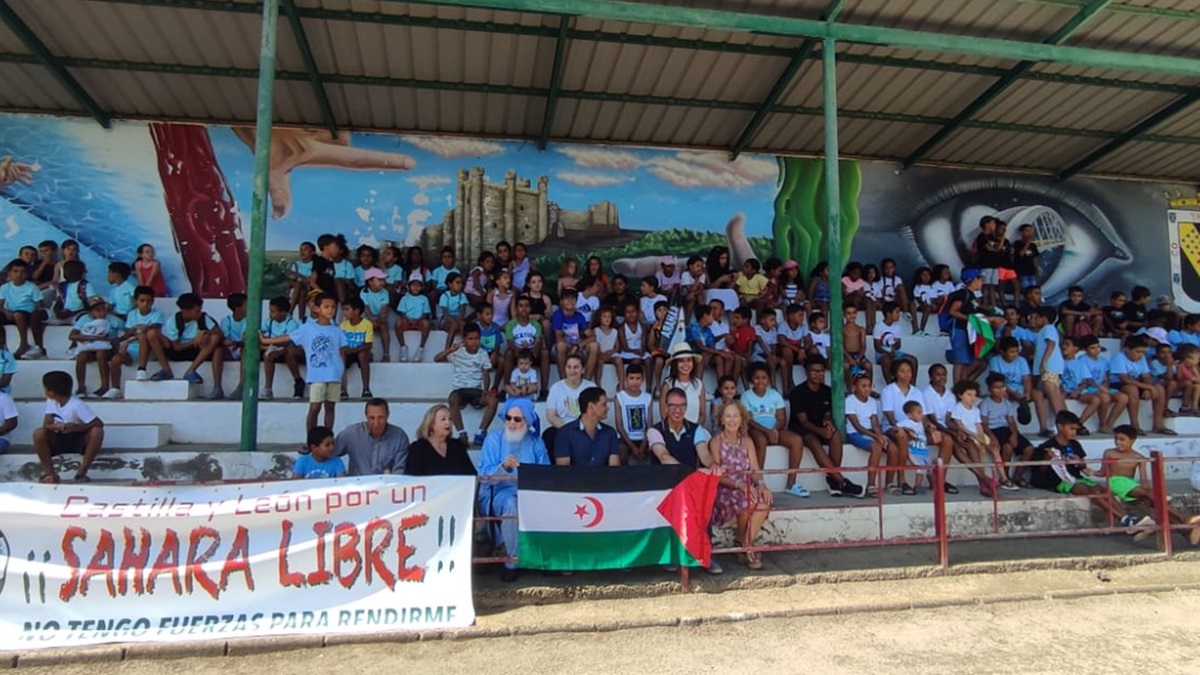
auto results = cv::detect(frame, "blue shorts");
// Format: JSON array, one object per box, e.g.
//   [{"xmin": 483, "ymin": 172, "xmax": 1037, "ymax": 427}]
[
  {"xmin": 875, "ymin": 350, "xmax": 905, "ymax": 365},
  {"xmin": 0, "ymin": 437, "xmax": 8, "ymax": 454},
  {"xmin": 946, "ymin": 329, "xmax": 974, "ymax": 365},
  {"xmin": 908, "ymin": 448, "xmax": 930, "ymax": 466},
  {"xmin": 847, "ymin": 432, "xmax": 876, "ymax": 451},
  {"xmin": 1019, "ymin": 275, "xmax": 1038, "ymax": 290}
]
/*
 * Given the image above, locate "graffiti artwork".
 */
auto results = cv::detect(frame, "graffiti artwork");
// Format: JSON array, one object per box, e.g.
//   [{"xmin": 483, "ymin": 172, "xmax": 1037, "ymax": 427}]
[{"xmin": 0, "ymin": 113, "xmax": 1189, "ymax": 303}]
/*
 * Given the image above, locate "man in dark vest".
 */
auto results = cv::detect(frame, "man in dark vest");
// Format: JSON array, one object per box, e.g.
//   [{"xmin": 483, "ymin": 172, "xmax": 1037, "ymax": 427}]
[
  {"xmin": 647, "ymin": 387, "xmax": 715, "ymax": 467},
  {"xmin": 647, "ymin": 386, "xmax": 722, "ymax": 575}
]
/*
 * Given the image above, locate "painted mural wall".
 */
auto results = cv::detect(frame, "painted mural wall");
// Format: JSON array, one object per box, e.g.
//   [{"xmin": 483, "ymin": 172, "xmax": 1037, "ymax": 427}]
[{"xmin": 0, "ymin": 113, "xmax": 1191, "ymax": 304}]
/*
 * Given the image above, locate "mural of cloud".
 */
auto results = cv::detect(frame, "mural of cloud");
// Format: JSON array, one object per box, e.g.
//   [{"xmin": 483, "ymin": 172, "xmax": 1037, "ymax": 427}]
[
  {"xmin": 408, "ymin": 209, "xmax": 433, "ymax": 228},
  {"xmin": 647, "ymin": 151, "xmax": 777, "ymax": 189},
  {"xmin": 406, "ymin": 174, "xmax": 452, "ymax": 190},
  {"xmin": 357, "ymin": 234, "xmax": 381, "ymax": 248},
  {"xmin": 556, "ymin": 171, "xmax": 628, "ymax": 187},
  {"xmin": 413, "ymin": 192, "xmax": 430, "ymax": 206},
  {"xmin": 558, "ymin": 147, "xmax": 643, "ymax": 170},
  {"xmin": 401, "ymin": 136, "xmax": 504, "ymax": 158}
]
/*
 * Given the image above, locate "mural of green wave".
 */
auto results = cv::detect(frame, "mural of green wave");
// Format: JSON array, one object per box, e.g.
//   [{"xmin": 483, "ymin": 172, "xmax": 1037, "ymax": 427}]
[{"xmin": 772, "ymin": 157, "xmax": 862, "ymax": 277}]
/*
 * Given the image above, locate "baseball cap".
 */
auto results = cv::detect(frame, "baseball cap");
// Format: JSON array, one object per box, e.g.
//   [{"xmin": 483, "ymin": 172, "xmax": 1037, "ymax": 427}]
[
  {"xmin": 660, "ymin": 256, "xmax": 675, "ymax": 267},
  {"xmin": 1156, "ymin": 294, "xmax": 1173, "ymax": 307},
  {"xmin": 782, "ymin": 260, "xmax": 799, "ymax": 271},
  {"xmin": 961, "ymin": 268, "xmax": 982, "ymax": 283},
  {"xmin": 86, "ymin": 295, "xmax": 107, "ymax": 309},
  {"xmin": 363, "ymin": 268, "xmax": 387, "ymax": 282},
  {"xmin": 407, "ymin": 272, "xmax": 425, "ymax": 286},
  {"xmin": 1146, "ymin": 327, "xmax": 1170, "ymax": 346}
]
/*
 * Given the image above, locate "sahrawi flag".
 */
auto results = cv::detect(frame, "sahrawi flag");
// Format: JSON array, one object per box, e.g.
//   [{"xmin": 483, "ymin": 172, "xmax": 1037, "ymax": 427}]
[
  {"xmin": 967, "ymin": 313, "xmax": 996, "ymax": 360},
  {"xmin": 517, "ymin": 465, "xmax": 719, "ymax": 570}
]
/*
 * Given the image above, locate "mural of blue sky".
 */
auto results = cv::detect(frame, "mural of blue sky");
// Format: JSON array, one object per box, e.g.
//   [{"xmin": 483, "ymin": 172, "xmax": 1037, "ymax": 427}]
[{"xmin": 209, "ymin": 129, "xmax": 779, "ymax": 252}]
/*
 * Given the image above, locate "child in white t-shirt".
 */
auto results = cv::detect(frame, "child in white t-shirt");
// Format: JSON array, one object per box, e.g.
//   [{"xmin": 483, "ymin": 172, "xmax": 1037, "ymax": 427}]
[
  {"xmin": 34, "ymin": 370, "xmax": 104, "ymax": 483},
  {"xmin": 615, "ymin": 364, "xmax": 653, "ymax": 464},
  {"xmin": 949, "ymin": 379, "xmax": 1010, "ymax": 498},
  {"xmin": 505, "ymin": 349, "xmax": 539, "ymax": 401},
  {"xmin": 843, "ymin": 374, "xmax": 892, "ymax": 495}
]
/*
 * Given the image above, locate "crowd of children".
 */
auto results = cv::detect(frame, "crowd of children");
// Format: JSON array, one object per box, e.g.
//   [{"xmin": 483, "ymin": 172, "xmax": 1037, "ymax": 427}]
[{"xmin": 2, "ymin": 225, "xmax": 1200, "ymax": 544}]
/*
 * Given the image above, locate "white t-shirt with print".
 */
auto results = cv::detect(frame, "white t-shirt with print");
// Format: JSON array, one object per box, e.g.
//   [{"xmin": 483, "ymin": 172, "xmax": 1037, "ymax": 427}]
[{"xmin": 45, "ymin": 396, "xmax": 97, "ymax": 426}]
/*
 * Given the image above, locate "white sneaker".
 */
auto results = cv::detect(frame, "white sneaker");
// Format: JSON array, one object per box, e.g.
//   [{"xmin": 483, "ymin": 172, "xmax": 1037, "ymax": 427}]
[
  {"xmin": 398, "ymin": 346, "xmax": 409, "ymax": 363},
  {"xmin": 64, "ymin": 345, "xmax": 77, "ymax": 359},
  {"xmin": 102, "ymin": 389, "xmax": 121, "ymax": 399},
  {"xmin": 413, "ymin": 347, "xmax": 424, "ymax": 362},
  {"xmin": 25, "ymin": 347, "xmax": 45, "ymax": 359},
  {"xmin": 135, "ymin": 369, "xmax": 149, "ymax": 381}
]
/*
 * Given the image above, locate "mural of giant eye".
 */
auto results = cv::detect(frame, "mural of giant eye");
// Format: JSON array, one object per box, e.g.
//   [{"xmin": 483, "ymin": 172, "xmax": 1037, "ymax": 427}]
[{"xmin": 904, "ymin": 178, "xmax": 1131, "ymax": 300}]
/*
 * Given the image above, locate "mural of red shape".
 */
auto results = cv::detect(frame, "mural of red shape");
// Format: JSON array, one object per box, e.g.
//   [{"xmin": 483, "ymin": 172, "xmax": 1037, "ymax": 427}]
[{"xmin": 150, "ymin": 123, "xmax": 249, "ymax": 297}]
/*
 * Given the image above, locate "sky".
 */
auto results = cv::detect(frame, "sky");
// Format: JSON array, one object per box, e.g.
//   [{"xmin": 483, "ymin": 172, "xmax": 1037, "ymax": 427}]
[{"xmin": 209, "ymin": 129, "xmax": 780, "ymax": 252}]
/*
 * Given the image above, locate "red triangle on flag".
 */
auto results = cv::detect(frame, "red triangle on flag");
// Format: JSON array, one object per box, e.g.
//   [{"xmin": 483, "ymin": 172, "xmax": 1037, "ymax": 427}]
[{"xmin": 655, "ymin": 470, "xmax": 720, "ymax": 567}]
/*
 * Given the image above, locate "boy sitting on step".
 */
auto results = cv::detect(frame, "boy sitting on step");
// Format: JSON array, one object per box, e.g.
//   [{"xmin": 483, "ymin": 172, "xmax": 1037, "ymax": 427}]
[
  {"xmin": 33, "ymin": 370, "xmax": 104, "ymax": 484},
  {"xmin": 260, "ymin": 296, "xmax": 304, "ymax": 400},
  {"xmin": 157, "ymin": 293, "xmax": 225, "ymax": 391},
  {"xmin": 109, "ymin": 285, "xmax": 172, "ymax": 394},
  {"xmin": 218, "ymin": 293, "xmax": 248, "ymax": 400}
]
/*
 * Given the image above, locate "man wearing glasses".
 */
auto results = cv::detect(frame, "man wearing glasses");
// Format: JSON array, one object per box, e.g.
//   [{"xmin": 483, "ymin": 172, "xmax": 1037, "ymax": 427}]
[
  {"xmin": 788, "ymin": 357, "xmax": 868, "ymax": 498},
  {"xmin": 477, "ymin": 397, "xmax": 550, "ymax": 583},
  {"xmin": 648, "ymin": 386, "xmax": 722, "ymax": 574}
]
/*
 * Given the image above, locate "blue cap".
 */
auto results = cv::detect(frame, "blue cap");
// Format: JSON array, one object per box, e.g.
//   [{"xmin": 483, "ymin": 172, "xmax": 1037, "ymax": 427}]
[{"xmin": 961, "ymin": 268, "xmax": 982, "ymax": 283}]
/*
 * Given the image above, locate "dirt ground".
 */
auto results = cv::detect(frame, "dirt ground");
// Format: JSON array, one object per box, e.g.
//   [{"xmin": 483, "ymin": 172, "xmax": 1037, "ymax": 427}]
[{"xmin": 10, "ymin": 558, "xmax": 1200, "ymax": 674}]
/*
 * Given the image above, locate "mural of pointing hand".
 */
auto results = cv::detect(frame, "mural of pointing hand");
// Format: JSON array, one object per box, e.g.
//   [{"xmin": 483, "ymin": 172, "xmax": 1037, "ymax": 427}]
[
  {"xmin": 612, "ymin": 213, "xmax": 755, "ymax": 277},
  {"xmin": 232, "ymin": 129, "xmax": 417, "ymax": 219}
]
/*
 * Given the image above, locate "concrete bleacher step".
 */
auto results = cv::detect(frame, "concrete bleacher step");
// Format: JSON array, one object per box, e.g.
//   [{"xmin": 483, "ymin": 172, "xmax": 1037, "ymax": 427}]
[
  {"xmin": 103, "ymin": 423, "xmax": 172, "ymax": 449},
  {"xmin": 122, "ymin": 379, "xmax": 201, "ymax": 401}
]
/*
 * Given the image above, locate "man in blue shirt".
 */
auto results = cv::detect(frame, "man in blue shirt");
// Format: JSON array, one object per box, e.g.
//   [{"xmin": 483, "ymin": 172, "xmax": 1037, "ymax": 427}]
[{"xmin": 553, "ymin": 387, "xmax": 621, "ymax": 467}]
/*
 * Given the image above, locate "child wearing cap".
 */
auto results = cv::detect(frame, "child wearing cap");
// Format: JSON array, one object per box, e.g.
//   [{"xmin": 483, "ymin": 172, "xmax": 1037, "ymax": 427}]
[
  {"xmin": 394, "ymin": 272, "xmax": 431, "ymax": 363},
  {"xmin": 360, "ymin": 267, "xmax": 392, "ymax": 362},
  {"xmin": 656, "ymin": 256, "xmax": 680, "ymax": 295},
  {"xmin": 69, "ymin": 296, "xmax": 122, "ymax": 398}
]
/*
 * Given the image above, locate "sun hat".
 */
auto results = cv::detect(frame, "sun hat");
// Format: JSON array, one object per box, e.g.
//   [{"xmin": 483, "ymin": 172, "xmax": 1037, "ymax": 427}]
[
  {"xmin": 668, "ymin": 342, "xmax": 703, "ymax": 362},
  {"xmin": 363, "ymin": 268, "xmax": 387, "ymax": 282}
]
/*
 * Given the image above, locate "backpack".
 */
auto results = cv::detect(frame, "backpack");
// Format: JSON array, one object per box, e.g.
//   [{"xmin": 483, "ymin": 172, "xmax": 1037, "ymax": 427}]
[
  {"xmin": 174, "ymin": 311, "xmax": 212, "ymax": 338},
  {"xmin": 936, "ymin": 292, "xmax": 955, "ymax": 333}
]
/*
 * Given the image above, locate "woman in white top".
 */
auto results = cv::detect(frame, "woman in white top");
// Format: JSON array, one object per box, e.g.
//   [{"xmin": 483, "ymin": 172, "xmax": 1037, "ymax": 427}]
[
  {"xmin": 920, "ymin": 363, "xmax": 961, "ymax": 494},
  {"xmin": 544, "ymin": 353, "xmax": 596, "ymax": 452},
  {"xmin": 660, "ymin": 344, "xmax": 707, "ymax": 427},
  {"xmin": 879, "ymin": 360, "xmax": 925, "ymax": 490}
]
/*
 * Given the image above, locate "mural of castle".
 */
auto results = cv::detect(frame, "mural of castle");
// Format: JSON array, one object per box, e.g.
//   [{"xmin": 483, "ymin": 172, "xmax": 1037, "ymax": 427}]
[{"xmin": 421, "ymin": 167, "xmax": 619, "ymax": 262}]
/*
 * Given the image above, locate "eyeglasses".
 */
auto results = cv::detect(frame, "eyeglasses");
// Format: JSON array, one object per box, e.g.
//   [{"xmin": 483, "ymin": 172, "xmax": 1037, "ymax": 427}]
[{"xmin": 504, "ymin": 415, "xmax": 526, "ymax": 423}]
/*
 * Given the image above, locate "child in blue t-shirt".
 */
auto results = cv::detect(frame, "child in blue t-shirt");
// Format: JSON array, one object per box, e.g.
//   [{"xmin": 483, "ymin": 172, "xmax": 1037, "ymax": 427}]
[
  {"xmin": 263, "ymin": 294, "xmax": 347, "ymax": 433},
  {"xmin": 293, "ymin": 426, "xmax": 346, "ymax": 479},
  {"xmin": 260, "ymin": 296, "xmax": 304, "ymax": 400},
  {"xmin": 69, "ymin": 297, "xmax": 123, "ymax": 398},
  {"xmin": 396, "ymin": 273, "xmax": 433, "ymax": 362},
  {"xmin": 360, "ymin": 268, "xmax": 392, "ymax": 362},
  {"xmin": 288, "ymin": 241, "xmax": 316, "ymax": 321},
  {"xmin": 218, "ymin": 293, "xmax": 249, "ymax": 400},
  {"xmin": 107, "ymin": 261, "xmax": 136, "ymax": 321},
  {"xmin": 0, "ymin": 259, "xmax": 47, "ymax": 358},
  {"xmin": 1030, "ymin": 307, "xmax": 1065, "ymax": 438},
  {"xmin": 475, "ymin": 303, "xmax": 505, "ymax": 376},
  {"xmin": 1109, "ymin": 335, "xmax": 1171, "ymax": 436},
  {"xmin": 437, "ymin": 273, "xmax": 469, "ymax": 350}
]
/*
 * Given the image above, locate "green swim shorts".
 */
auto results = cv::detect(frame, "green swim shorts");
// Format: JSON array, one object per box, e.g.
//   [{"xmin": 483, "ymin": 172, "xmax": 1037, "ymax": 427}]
[
  {"xmin": 1108, "ymin": 475, "xmax": 1141, "ymax": 503},
  {"xmin": 1056, "ymin": 476, "xmax": 1098, "ymax": 494}
]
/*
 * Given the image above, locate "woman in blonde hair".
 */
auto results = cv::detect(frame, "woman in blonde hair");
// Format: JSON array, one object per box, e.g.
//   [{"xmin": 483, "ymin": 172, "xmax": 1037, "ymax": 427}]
[
  {"xmin": 711, "ymin": 399, "xmax": 772, "ymax": 570},
  {"xmin": 405, "ymin": 404, "xmax": 477, "ymax": 476}
]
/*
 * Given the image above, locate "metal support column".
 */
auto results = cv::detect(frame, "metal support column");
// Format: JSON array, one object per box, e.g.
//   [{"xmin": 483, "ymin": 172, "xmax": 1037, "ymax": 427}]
[
  {"xmin": 823, "ymin": 37, "xmax": 845, "ymax": 428},
  {"xmin": 537, "ymin": 14, "xmax": 570, "ymax": 150},
  {"xmin": 240, "ymin": 0, "xmax": 280, "ymax": 452}
]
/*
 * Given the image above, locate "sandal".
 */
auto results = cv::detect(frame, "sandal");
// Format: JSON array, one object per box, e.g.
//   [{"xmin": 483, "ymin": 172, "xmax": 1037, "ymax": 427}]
[
  {"xmin": 888, "ymin": 484, "xmax": 902, "ymax": 496},
  {"xmin": 943, "ymin": 482, "xmax": 960, "ymax": 495},
  {"xmin": 40, "ymin": 473, "xmax": 59, "ymax": 484},
  {"xmin": 900, "ymin": 483, "xmax": 916, "ymax": 496},
  {"xmin": 1153, "ymin": 427, "xmax": 1178, "ymax": 436},
  {"xmin": 73, "ymin": 473, "xmax": 91, "ymax": 483},
  {"xmin": 745, "ymin": 550, "xmax": 763, "ymax": 570}
]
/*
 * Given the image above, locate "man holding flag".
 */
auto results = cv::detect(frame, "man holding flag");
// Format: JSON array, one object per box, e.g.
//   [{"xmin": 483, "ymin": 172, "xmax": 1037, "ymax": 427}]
[{"xmin": 946, "ymin": 268, "xmax": 1004, "ymax": 384}]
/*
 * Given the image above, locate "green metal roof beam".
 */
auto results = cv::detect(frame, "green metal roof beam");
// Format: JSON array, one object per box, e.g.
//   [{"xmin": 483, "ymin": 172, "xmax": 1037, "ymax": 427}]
[
  {"xmin": 901, "ymin": 0, "xmax": 1111, "ymax": 169},
  {"xmin": 537, "ymin": 15, "xmax": 570, "ymax": 150},
  {"xmin": 280, "ymin": 0, "xmax": 338, "ymax": 138},
  {"xmin": 1059, "ymin": 90, "xmax": 1200, "ymax": 180},
  {"xmin": 1015, "ymin": 0, "xmax": 1200, "ymax": 22},
  {"xmin": 2, "ymin": 51, "xmax": 1197, "ymax": 147},
  {"xmin": 78, "ymin": 0, "xmax": 1199, "ymax": 96},
  {"xmin": 404, "ymin": 0, "xmax": 1200, "ymax": 78},
  {"xmin": 727, "ymin": 40, "xmax": 816, "ymax": 161},
  {"xmin": 727, "ymin": 0, "xmax": 845, "ymax": 161},
  {"xmin": 0, "ymin": 0, "xmax": 109, "ymax": 128}
]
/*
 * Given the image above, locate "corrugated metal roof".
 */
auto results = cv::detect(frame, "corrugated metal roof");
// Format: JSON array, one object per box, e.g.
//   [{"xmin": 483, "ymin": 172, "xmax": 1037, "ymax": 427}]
[{"xmin": 0, "ymin": 0, "xmax": 1195, "ymax": 181}]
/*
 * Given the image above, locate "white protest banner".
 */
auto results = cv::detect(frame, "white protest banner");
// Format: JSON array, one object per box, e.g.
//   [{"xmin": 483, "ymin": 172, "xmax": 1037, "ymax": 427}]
[{"xmin": 0, "ymin": 475, "xmax": 475, "ymax": 650}]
